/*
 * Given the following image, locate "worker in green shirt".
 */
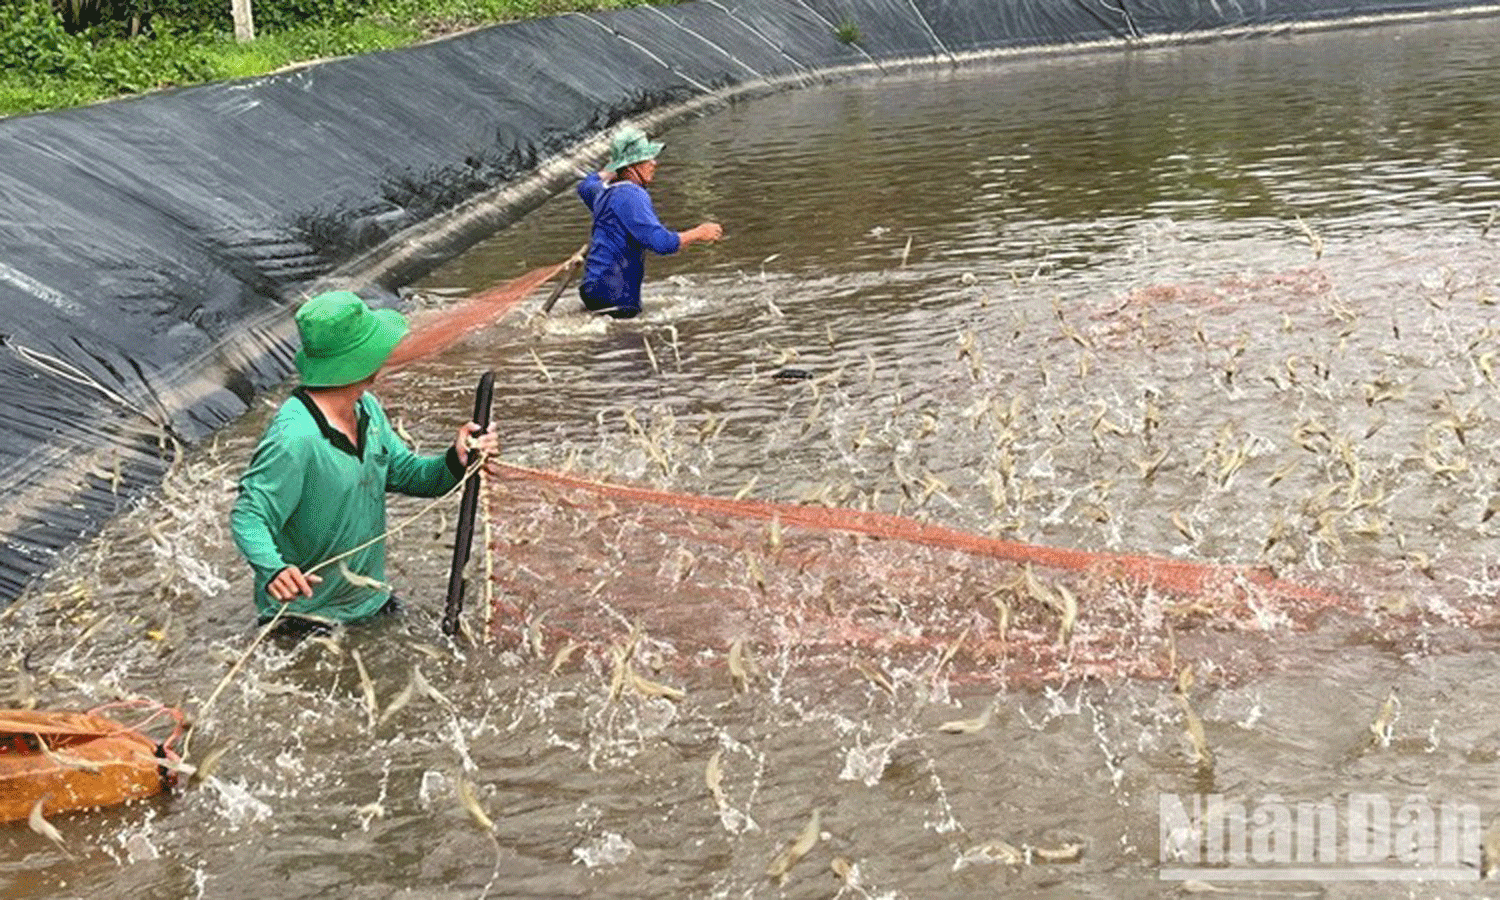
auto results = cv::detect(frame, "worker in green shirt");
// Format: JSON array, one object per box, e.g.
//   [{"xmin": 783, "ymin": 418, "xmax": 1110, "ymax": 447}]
[{"xmin": 230, "ymin": 290, "xmax": 498, "ymax": 630}]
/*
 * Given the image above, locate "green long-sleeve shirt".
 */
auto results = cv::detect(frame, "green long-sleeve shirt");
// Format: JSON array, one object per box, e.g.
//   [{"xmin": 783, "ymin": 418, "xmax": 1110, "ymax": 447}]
[{"xmin": 231, "ymin": 388, "xmax": 463, "ymax": 622}]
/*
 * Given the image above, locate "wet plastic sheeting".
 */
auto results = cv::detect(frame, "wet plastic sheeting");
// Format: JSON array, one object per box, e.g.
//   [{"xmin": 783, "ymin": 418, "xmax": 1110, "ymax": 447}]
[
  {"xmin": 1125, "ymin": 0, "xmax": 1482, "ymax": 34},
  {"xmin": 0, "ymin": 389, "xmax": 167, "ymax": 599},
  {"xmin": 1120, "ymin": 0, "xmax": 1262, "ymax": 35},
  {"xmin": 581, "ymin": 6, "xmax": 761, "ymax": 92},
  {"xmin": 0, "ymin": 164, "xmax": 270, "ymax": 439},
  {"xmin": 606, "ymin": 3, "xmax": 822, "ymax": 85},
  {"xmin": 700, "ymin": 1, "xmax": 873, "ymax": 71},
  {"xmin": 0, "ymin": 354, "xmax": 95, "ymax": 467},
  {"xmin": 798, "ymin": 0, "xmax": 947, "ymax": 58},
  {"xmin": 915, "ymin": 0, "xmax": 1133, "ymax": 51},
  {"xmin": 0, "ymin": 143, "xmax": 252, "ymax": 356},
  {"xmin": 653, "ymin": 1, "xmax": 819, "ymax": 79},
  {"xmin": 406, "ymin": 21, "xmax": 650, "ymax": 139}
]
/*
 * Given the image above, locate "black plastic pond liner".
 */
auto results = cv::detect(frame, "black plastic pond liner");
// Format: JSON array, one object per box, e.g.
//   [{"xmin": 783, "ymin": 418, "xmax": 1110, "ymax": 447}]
[{"xmin": 0, "ymin": 0, "xmax": 1492, "ymax": 603}]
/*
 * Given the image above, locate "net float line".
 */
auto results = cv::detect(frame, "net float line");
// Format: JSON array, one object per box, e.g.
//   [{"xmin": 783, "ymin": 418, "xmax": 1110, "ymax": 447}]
[{"xmin": 490, "ymin": 461, "xmax": 1345, "ymax": 607}]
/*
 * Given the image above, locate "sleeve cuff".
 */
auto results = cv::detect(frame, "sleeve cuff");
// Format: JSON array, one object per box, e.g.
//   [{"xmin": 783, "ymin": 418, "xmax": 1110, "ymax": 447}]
[{"xmin": 445, "ymin": 446, "xmax": 465, "ymax": 480}]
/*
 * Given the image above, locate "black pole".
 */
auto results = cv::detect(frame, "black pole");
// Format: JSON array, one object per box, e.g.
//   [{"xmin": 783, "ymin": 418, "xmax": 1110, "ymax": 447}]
[
  {"xmin": 442, "ymin": 371, "xmax": 494, "ymax": 637},
  {"xmin": 541, "ymin": 243, "xmax": 588, "ymax": 314}
]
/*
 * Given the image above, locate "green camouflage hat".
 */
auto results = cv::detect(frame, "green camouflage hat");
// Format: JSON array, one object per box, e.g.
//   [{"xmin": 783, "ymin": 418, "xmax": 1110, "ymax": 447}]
[
  {"xmin": 607, "ymin": 126, "xmax": 664, "ymax": 172},
  {"xmin": 293, "ymin": 291, "xmax": 409, "ymax": 387}
]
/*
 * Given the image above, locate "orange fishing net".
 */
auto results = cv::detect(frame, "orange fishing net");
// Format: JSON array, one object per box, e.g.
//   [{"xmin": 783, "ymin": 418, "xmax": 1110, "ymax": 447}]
[
  {"xmin": 480, "ymin": 463, "xmax": 1358, "ymax": 685},
  {"xmin": 394, "ymin": 262, "xmax": 1365, "ymax": 685},
  {"xmin": 385, "ymin": 262, "xmax": 565, "ymax": 371}
]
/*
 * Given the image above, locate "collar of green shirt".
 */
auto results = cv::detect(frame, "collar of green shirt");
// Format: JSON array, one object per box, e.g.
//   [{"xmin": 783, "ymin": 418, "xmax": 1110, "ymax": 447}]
[{"xmin": 293, "ymin": 387, "xmax": 370, "ymax": 459}]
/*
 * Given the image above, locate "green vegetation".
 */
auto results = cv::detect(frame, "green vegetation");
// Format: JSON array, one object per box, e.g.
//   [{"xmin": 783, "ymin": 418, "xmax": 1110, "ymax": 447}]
[
  {"xmin": 833, "ymin": 18, "xmax": 859, "ymax": 45},
  {"xmin": 0, "ymin": 0, "xmax": 647, "ymax": 116}
]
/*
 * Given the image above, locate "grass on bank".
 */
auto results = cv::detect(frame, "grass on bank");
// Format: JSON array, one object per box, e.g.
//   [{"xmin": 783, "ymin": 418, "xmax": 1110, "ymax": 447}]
[{"xmin": 0, "ymin": 0, "xmax": 647, "ymax": 117}]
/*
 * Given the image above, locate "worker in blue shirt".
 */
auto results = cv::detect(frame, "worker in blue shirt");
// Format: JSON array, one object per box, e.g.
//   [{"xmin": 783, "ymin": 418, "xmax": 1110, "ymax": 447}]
[{"xmin": 576, "ymin": 126, "xmax": 722, "ymax": 318}]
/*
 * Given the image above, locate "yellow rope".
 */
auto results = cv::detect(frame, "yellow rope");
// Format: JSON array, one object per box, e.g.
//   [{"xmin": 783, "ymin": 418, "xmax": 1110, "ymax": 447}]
[{"xmin": 480, "ymin": 466, "xmax": 496, "ymax": 643}]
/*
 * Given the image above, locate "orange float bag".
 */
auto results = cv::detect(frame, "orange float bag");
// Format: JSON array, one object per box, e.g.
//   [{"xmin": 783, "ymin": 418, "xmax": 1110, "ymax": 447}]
[{"xmin": 0, "ymin": 705, "xmax": 181, "ymax": 823}]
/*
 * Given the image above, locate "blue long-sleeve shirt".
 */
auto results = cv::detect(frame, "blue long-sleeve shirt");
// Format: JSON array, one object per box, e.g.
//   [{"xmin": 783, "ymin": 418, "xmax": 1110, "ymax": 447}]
[{"xmin": 577, "ymin": 173, "xmax": 681, "ymax": 313}]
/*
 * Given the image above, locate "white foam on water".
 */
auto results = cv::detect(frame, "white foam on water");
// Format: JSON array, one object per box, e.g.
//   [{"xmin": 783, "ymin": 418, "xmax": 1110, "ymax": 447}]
[
  {"xmin": 920, "ymin": 753, "xmax": 961, "ymax": 835},
  {"xmin": 839, "ymin": 733, "xmax": 906, "ymax": 787},
  {"xmin": 953, "ymin": 844, "xmax": 1020, "ymax": 870},
  {"xmin": 1236, "ymin": 697, "xmax": 1265, "ymax": 730},
  {"xmin": 642, "ymin": 291, "xmax": 715, "ymax": 322},
  {"xmin": 571, "ymin": 831, "xmax": 635, "ymax": 867},
  {"xmin": 209, "ymin": 778, "xmax": 274, "ymax": 829},
  {"xmin": 716, "ymin": 805, "xmax": 758, "ymax": 835},
  {"xmin": 443, "ymin": 718, "xmax": 477, "ymax": 772},
  {"xmin": 634, "ymin": 696, "xmax": 679, "ymax": 737},
  {"xmin": 107, "ymin": 809, "xmax": 161, "ymax": 865},
  {"xmin": 517, "ymin": 288, "xmax": 714, "ymax": 337},
  {"xmin": 523, "ymin": 307, "xmax": 611, "ymax": 337},
  {"xmin": 123, "ymin": 831, "xmax": 160, "ymax": 863},
  {"xmin": 418, "ymin": 770, "xmax": 449, "ymax": 809}
]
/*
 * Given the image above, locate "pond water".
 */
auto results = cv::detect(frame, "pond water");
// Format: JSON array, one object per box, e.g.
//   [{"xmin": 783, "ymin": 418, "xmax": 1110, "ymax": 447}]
[{"xmin": 4, "ymin": 13, "xmax": 1500, "ymax": 899}]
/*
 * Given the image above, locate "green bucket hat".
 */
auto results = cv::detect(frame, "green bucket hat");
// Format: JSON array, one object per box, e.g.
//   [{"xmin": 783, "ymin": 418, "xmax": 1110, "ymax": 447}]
[
  {"xmin": 607, "ymin": 126, "xmax": 664, "ymax": 172},
  {"xmin": 293, "ymin": 291, "xmax": 409, "ymax": 387}
]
